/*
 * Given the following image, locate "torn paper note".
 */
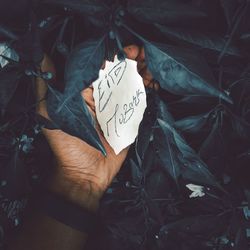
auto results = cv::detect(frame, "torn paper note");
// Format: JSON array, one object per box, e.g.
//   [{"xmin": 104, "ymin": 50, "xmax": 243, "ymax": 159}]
[{"xmin": 93, "ymin": 56, "xmax": 147, "ymax": 155}]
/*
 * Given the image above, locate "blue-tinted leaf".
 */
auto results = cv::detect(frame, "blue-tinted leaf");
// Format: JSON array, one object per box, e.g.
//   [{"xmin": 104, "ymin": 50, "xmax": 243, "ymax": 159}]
[
  {"xmin": 155, "ymin": 24, "xmax": 242, "ymax": 57},
  {"xmin": 0, "ymin": 25, "xmax": 18, "ymax": 40},
  {"xmin": 130, "ymin": 159, "xmax": 142, "ymax": 186},
  {"xmin": 0, "ymin": 63, "xmax": 21, "ymax": 113},
  {"xmin": 230, "ymin": 113, "xmax": 250, "ymax": 140},
  {"xmin": 154, "ymin": 118, "xmax": 220, "ymax": 188},
  {"xmin": 220, "ymin": 0, "xmax": 240, "ymax": 29},
  {"xmin": 65, "ymin": 37, "xmax": 105, "ymax": 95},
  {"xmin": 35, "ymin": 114, "xmax": 59, "ymax": 130},
  {"xmin": 13, "ymin": 13, "xmax": 43, "ymax": 64},
  {"xmin": 198, "ymin": 114, "xmax": 227, "ymax": 176},
  {"xmin": 144, "ymin": 41, "xmax": 232, "ymax": 103},
  {"xmin": 42, "ymin": 0, "xmax": 109, "ymax": 16},
  {"xmin": 175, "ymin": 112, "xmax": 210, "ymax": 133},
  {"xmin": 127, "ymin": 0, "xmax": 206, "ymax": 25},
  {"xmin": 47, "ymin": 86, "xmax": 106, "ymax": 155},
  {"xmin": 159, "ymin": 214, "xmax": 228, "ymax": 236}
]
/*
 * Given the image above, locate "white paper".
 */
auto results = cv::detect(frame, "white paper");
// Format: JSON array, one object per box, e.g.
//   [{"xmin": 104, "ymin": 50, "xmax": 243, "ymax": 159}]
[{"xmin": 93, "ymin": 56, "xmax": 147, "ymax": 154}]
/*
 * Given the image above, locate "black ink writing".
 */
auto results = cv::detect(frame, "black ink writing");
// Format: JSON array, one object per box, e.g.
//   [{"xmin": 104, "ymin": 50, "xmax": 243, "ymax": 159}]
[
  {"xmin": 105, "ymin": 89, "xmax": 144, "ymax": 137},
  {"xmin": 98, "ymin": 60, "xmax": 127, "ymax": 112}
]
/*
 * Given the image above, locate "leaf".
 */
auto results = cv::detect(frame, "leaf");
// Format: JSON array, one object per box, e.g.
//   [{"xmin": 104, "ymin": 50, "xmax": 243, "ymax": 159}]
[
  {"xmin": 0, "ymin": 145, "xmax": 30, "ymax": 199},
  {"xmin": 130, "ymin": 159, "xmax": 142, "ymax": 186},
  {"xmin": 198, "ymin": 114, "xmax": 228, "ymax": 176},
  {"xmin": 0, "ymin": 63, "xmax": 21, "ymax": 114},
  {"xmin": 42, "ymin": 0, "xmax": 109, "ymax": 16},
  {"xmin": 137, "ymin": 91, "xmax": 157, "ymax": 158},
  {"xmin": 159, "ymin": 214, "xmax": 229, "ymax": 236},
  {"xmin": 154, "ymin": 118, "xmax": 220, "ymax": 188},
  {"xmin": 144, "ymin": 41, "xmax": 232, "ymax": 103},
  {"xmin": 230, "ymin": 113, "xmax": 250, "ymax": 140},
  {"xmin": 155, "ymin": 24, "xmax": 242, "ymax": 57},
  {"xmin": 145, "ymin": 170, "xmax": 171, "ymax": 199},
  {"xmin": 64, "ymin": 37, "xmax": 106, "ymax": 95},
  {"xmin": 47, "ymin": 86, "xmax": 106, "ymax": 155},
  {"xmin": 127, "ymin": 0, "xmax": 206, "ymax": 25},
  {"xmin": 0, "ymin": 25, "xmax": 18, "ymax": 40},
  {"xmin": 13, "ymin": 12, "xmax": 43, "ymax": 64},
  {"xmin": 35, "ymin": 114, "xmax": 59, "ymax": 130},
  {"xmin": 174, "ymin": 112, "xmax": 210, "ymax": 133},
  {"xmin": 220, "ymin": 0, "xmax": 240, "ymax": 29}
]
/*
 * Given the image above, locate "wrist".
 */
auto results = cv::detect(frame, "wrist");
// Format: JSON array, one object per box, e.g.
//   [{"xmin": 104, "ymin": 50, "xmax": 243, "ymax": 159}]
[{"xmin": 46, "ymin": 173, "xmax": 102, "ymax": 213}]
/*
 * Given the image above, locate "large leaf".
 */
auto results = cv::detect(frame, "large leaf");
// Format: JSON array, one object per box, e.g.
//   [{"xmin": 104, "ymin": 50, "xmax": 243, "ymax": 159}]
[
  {"xmin": 220, "ymin": 0, "xmax": 241, "ymax": 29},
  {"xmin": 154, "ymin": 118, "xmax": 220, "ymax": 188},
  {"xmin": 42, "ymin": 0, "xmax": 109, "ymax": 16},
  {"xmin": 198, "ymin": 114, "xmax": 228, "ymax": 177},
  {"xmin": 174, "ymin": 112, "xmax": 210, "ymax": 133},
  {"xmin": 144, "ymin": 41, "xmax": 232, "ymax": 103},
  {"xmin": 13, "ymin": 12, "xmax": 43, "ymax": 64},
  {"xmin": 155, "ymin": 24, "xmax": 242, "ymax": 57},
  {"xmin": 47, "ymin": 86, "xmax": 106, "ymax": 155},
  {"xmin": 0, "ymin": 25, "xmax": 18, "ymax": 40},
  {"xmin": 64, "ymin": 37, "xmax": 105, "ymax": 95},
  {"xmin": 127, "ymin": 0, "xmax": 206, "ymax": 25},
  {"xmin": 0, "ymin": 63, "xmax": 21, "ymax": 114}
]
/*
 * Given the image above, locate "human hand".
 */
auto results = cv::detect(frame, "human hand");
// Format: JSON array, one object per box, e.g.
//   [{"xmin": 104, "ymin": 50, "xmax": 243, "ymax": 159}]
[{"xmin": 36, "ymin": 45, "xmax": 157, "ymax": 212}]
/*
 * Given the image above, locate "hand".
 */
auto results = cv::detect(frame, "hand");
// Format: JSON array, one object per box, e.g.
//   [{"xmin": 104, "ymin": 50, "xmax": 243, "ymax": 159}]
[{"xmin": 36, "ymin": 45, "xmax": 157, "ymax": 212}]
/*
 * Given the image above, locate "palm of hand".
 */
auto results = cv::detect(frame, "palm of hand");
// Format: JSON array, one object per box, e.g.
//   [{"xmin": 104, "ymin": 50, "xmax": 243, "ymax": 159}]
[{"xmin": 37, "ymin": 45, "xmax": 156, "ymax": 198}]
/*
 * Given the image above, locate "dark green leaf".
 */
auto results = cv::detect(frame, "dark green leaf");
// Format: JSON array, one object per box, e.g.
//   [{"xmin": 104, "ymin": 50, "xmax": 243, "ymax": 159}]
[
  {"xmin": 0, "ymin": 64, "xmax": 21, "ymax": 113},
  {"xmin": 64, "ymin": 37, "xmax": 106, "ymax": 95},
  {"xmin": 35, "ymin": 114, "xmax": 59, "ymax": 130},
  {"xmin": 0, "ymin": 24, "xmax": 18, "ymax": 40},
  {"xmin": 144, "ymin": 41, "xmax": 232, "ymax": 103},
  {"xmin": 230, "ymin": 113, "xmax": 250, "ymax": 140},
  {"xmin": 155, "ymin": 118, "xmax": 220, "ymax": 188},
  {"xmin": 174, "ymin": 112, "xmax": 210, "ymax": 133},
  {"xmin": 127, "ymin": 0, "xmax": 206, "ymax": 25},
  {"xmin": 47, "ymin": 86, "xmax": 106, "ymax": 155},
  {"xmin": 220, "ymin": 0, "xmax": 240, "ymax": 29},
  {"xmin": 198, "ymin": 114, "xmax": 228, "ymax": 177},
  {"xmin": 159, "ymin": 214, "xmax": 228, "ymax": 236},
  {"xmin": 42, "ymin": 0, "xmax": 109, "ymax": 16},
  {"xmin": 155, "ymin": 24, "xmax": 242, "ymax": 57}
]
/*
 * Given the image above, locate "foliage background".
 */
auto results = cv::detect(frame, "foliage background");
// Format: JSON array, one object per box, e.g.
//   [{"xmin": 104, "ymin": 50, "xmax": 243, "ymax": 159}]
[{"xmin": 0, "ymin": 0, "xmax": 250, "ymax": 249}]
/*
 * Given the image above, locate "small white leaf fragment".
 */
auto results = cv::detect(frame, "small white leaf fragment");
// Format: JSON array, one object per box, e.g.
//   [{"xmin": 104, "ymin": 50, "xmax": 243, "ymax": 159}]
[
  {"xmin": 93, "ymin": 56, "xmax": 147, "ymax": 155},
  {"xmin": 186, "ymin": 183, "xmax": 205, "ymax": 198}
]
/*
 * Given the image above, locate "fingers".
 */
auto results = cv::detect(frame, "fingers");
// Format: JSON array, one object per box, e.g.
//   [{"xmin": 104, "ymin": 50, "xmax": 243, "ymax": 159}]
[
  {"xmin": 136, "ymin": 47, "xmax": 160, "ymax": 90},
  {"xmin": 123, "ymin": 45, "xmax": 140, "ymax": 60},
  {"xmin": 81, "ymin": 86, "xmax": 96, "ymax": 113}
]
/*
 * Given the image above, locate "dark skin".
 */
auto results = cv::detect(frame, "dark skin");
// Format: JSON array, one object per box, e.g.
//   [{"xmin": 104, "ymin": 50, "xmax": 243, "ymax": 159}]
[{"xmin": 9, "ymin": 45, "xmax": 158, "ymax": 250}]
